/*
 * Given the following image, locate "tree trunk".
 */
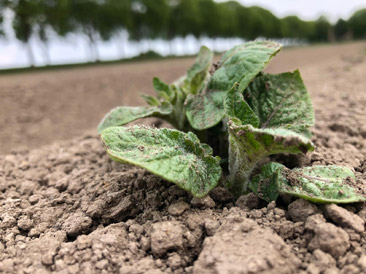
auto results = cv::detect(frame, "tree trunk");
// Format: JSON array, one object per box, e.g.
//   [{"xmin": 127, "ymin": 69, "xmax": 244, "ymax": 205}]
[
  {"xmin": 87, "ymin": 28, "xmax": 100, "ymax": 62},
  {"xmin": 118, "ymin": 41, "xmax": 125, "ymax": 59},
  {"xmin": 42, "ymin": 42, "xmax": 51, "ymax": 66},
  {"xmin": 26, "ymin": 42, "xmax": 35, "ymax": 67},
  {"xmin": 169, "ymin": 40, "xmax": 174, "ymax": 56},
  {"xmin": 146, "ymin": 39, "xmax": 152, "ymax": 53},
  {"xmin": 93, "ymin": 41, "xmax": 100, "ymax": 62},
  {"xmin": 117, "ymin": 31, "xmax": 127, "ymax": 59},
  {"xmin": 138, "ymin": 40, "xmax": 145, "ymax": 54}
]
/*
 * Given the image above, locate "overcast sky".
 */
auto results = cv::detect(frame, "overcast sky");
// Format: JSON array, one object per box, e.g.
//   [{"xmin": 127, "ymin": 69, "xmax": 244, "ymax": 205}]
[{"xmin": 216, "ymin": 0, "xmax": 366, "ymax": 22}]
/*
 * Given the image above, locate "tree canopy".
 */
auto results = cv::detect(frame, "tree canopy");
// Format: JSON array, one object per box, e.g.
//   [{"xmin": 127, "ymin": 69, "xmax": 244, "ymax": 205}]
[
  {"xmin": 349, "ymin": 9, "xmax": 366, "ymax": 39},
  {"xmin": 0, "ymin": 0, "xmax": 364, "ymax": 65}
]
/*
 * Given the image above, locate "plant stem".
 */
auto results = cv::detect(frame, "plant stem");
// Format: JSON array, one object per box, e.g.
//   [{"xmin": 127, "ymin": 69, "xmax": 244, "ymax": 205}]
[{"xmin": 227, "ymin": 134, "xmax": 264, "ymax": 198}]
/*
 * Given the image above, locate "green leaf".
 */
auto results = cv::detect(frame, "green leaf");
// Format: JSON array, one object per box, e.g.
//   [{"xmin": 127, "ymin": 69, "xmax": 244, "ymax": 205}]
[
  {"xmin": 97, "ymin": 105, "xmax": 173, "ymax": 133},
  {"xmin": 141, "ymin": 94, "xmax": 160, "ymax": 106},
  {"xmin": 244, "ymin": 70, "xmax": 314, "ymax": 133},
  {"xmin": 185, "ymin": 91, "xmax": 226, "ymax": 130},
  {"xmin": 224, "ymin": 83, "xmax": 259, "ymax": 127},
  {"xmin": 251, "ymin": 163, "xmax": 366, "ymax": 204},
  {"xmin": 186, "ymin": 41, "xmax": 281, "ymax": 130},
  {"xmin": 184, "ymin": 46, "xmax": 214, "ymax": 95},
  {"xmin": 230, "ymin": 125, "xmax": 315, "ymax": 155},
  {"xmin": 226, "ymin": 124, "xmax": 314, "ymax": 197},
  {"xmin": 212, "ymin": 41, "xmax": 282, "ymax": 92},
  {"xmin": 187, "ymin": 46, "xmax": 213, "ymax": 81},
  {"xmin": 101, "ymin": 126, "xmax": 222, "ymax": 198},
  {"xmin": 224, "ymin": 70, "xmax": 315, "ymax": 197},
  {"xmin": 171, "ymin": 86, "xmax": 186, "ymax": 130},
  {"xmin": 249, "ymin": 162, "xmax": 284, "ymax": 202},
  {"xmin": 281, "ymin": 165, "xmax": 366, "ymax": 203},
  {"xmin": 220, "ymin": 41, "xmax": 280, "ymax": 65},
  {"xmin": 172, "ymin": 75, "xmax": 186, "ymax": 89},
  {"xmin": 153, "ymin": 77, "xmax": 174, "ymax": 101}
]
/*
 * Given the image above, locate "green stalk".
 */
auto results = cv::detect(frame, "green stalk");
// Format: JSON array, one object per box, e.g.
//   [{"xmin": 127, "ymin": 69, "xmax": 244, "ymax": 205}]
[{"xmin": 226, "ymin": 133, "xmax": 266, "ymax": 198}]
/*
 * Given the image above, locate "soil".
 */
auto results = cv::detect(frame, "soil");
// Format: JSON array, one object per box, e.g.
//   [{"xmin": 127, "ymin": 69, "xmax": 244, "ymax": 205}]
[{"xmin": 1, "ymin": 42, "xmax": 366, "ymax": 273}]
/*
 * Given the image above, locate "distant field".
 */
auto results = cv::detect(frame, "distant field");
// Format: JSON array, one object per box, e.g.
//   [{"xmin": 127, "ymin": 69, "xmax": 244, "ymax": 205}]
[{"xmin": 0, "ymin": 42, "xmax": 365, "ymax": 155}]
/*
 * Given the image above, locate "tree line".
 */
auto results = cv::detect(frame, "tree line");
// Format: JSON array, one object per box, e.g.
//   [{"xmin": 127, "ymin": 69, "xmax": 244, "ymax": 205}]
[{"xmin": 0, "ymin": 0, "xmax": 365, "ymax": 66}]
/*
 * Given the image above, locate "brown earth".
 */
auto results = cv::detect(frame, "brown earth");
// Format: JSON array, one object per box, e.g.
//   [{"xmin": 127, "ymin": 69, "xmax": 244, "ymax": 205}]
[{"xmin": 1, "ymin": 42, "xmax": 366, "ymax": 273}]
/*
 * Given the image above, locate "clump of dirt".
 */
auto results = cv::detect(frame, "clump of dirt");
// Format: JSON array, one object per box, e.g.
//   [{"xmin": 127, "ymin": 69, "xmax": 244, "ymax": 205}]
[{"xmin": 194, "ymin": 215, "xmax": 301, "ymax": 274}]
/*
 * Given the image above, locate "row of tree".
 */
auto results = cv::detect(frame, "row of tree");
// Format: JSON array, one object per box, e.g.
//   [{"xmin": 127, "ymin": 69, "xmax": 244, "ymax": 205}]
[{"xmin": 0, "ymin": 0, "xmax": 365, "ymax": 66}]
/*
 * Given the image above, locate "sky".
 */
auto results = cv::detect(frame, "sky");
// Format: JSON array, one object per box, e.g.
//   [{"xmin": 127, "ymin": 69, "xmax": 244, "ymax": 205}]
[
  {"xmin": 216, "ymin": 0, "xmax": 366, "ymax": 22},
  {"xmin": 0, "ymin": 0, "xmax": 365, "ymax": 69}
]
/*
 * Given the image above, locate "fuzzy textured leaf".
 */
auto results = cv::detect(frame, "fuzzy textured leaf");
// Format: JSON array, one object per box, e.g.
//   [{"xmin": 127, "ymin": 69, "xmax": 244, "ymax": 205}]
[
  {"xmin": 225, "ymin": 69, "xmax": 315, "ymax": 196},
  {"xmin": 101, "ymin": 126, "xmax": 222, "ymax": 198},
  {"xmin": 153, "ymin": 77, "xmax": 174, "ymax": 101},
  {"xmin": 280, "ymin": 165, "xmax": 366, "ymax": 203},
  {"xmin": 211, "ymin": 41, "xmax": 282, "ymax": 92},
  {"xmin": 226, "ymin": 123, "xmax": 314, "ymax": 196},
  {"xmin": 185, "ymin": 91, "xmax": 226, "ymax": 130},
  {"xmin": 141, "ymin": 94, "xmax": 160, "ymax": 106},
  {"xmin": 171, "ymin": 86, "xmax": 186, "ymax": 130},
  {"xmin": 230, "ymin": 124, "xmax": 315, "ymax": 155},
  {"xmin": 185, "ymin": 46, "xmax": 214, "ymax": 95},
  {"xmin": 249, "ymin": 162, "xmax": 283, "ymax": 202},
  {"xmin": 251, "ymin": 163, "xmax": 366, "ymax": 203},
  {"xmin": 224, "ymin": 83, "xmax": 259, "ymax": 127},
  {"xmin": 97, "ymin": 105, "xmax": 172, "ymax": 133},
  {"xmin": 244, "ymin": 70, "xmax": 314, "ymax": 134},
  {"xmin": 186, "ymin": 41, "xmax": 281, "ymax": 130}
]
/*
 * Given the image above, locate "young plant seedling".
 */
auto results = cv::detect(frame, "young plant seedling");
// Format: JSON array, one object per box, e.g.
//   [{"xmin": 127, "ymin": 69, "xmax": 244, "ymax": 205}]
[
  {"xmin": 98, "ymin": 46, "xmax": 214, "ymax": 133},
  {"xmin": 99, "ymin": 40, "xmax": 366, "ymax": 204}
]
